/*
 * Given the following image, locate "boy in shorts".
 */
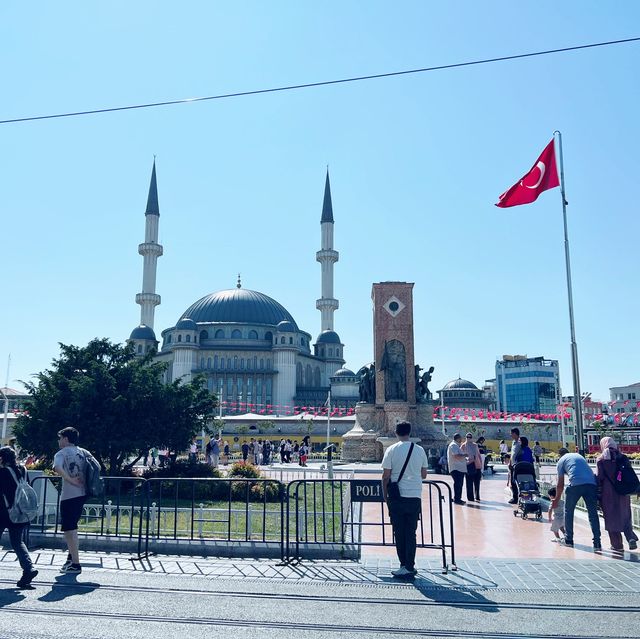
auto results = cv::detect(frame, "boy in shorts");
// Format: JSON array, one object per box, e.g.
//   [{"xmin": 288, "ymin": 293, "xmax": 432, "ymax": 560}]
[{"xmin": 53, "ymin": 427, "xmax": 87, "ymax": 573}]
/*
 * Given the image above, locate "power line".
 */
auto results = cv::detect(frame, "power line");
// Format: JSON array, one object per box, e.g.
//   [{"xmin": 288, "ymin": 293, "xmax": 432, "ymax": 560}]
[{"xmin": 2, "ymin": 36, "xmax": 639, "ymax": 126}]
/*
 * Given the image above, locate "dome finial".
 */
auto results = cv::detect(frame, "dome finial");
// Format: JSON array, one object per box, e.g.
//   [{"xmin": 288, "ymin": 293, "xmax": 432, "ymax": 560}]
[{"xmin": 237, "ymin": 273, "xmax": 242, "ymax": 288}]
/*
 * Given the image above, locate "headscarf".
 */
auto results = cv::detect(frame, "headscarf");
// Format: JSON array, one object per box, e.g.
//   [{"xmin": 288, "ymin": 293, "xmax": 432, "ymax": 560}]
[{"xmin": 599, "ymin": 436, "xmax": 618, "ymax": 461}]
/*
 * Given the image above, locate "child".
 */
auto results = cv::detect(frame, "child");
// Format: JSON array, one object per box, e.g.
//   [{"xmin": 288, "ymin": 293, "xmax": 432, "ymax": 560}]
[{"xmin": 547, "ymin": 487, "xmax": 565, "ymax": 542}]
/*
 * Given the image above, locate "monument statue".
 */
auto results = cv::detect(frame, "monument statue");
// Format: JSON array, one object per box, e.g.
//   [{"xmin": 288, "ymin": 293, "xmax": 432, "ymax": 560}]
[
  {"xmin": 357, "ymin": 363, "xmax": 376, "ymax": 403},
  {"xmin": 416, "ymin": 365, "xmax": 434, "ymax": 402},
  {"xmin": 380, "ymin": 339, "xmax": 406, "ymax": 401}
]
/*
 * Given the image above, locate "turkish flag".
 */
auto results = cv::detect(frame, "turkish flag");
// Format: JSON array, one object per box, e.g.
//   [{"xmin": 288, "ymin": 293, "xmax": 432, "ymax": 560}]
[{"xmin": 496, "ymin": 139, "xmax": 559, "ymax": 208}]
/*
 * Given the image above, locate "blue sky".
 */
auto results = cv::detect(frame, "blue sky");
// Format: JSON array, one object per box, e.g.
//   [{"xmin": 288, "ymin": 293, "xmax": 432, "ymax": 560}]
[{"xmin": 1, "ymin": 2, "xmax": 638, "ymax": 402}]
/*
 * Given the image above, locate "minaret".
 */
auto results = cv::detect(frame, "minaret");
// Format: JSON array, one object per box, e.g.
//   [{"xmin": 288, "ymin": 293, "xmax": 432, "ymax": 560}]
[
  {"xmin": 135, "ymin": 161, "xmax": 163, "ymax": 329},
  {"xmin": 316, "ymin": 170, "xmax": 339, "ymax": 331}
]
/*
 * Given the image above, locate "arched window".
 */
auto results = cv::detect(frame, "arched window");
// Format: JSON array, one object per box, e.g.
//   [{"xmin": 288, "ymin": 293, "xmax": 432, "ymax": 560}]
[
  {"xmin": 220, "ymin": 357, "xmax": 224, "ymax": 370},
  {"xmin": 248, "ymin": 330, "xmax": 258, "ymax": 339},
  {"xmin": 280, "ymin": 337, "xmax": 285, "ymax": 344},
  {"xmin": 328, "ymin": 347, "xmax": 332, "ymax": 356},
  {"xmin": 137, "ymin": 344, "xmax": 142, "ymax": 354},
  {"xmin": 264, "ymin": 331, "xmax": 273, "ymax": 342},
  {"xmin": 200, "ymin": 358, "xmax": 205, "ymax": 369},
  {"xmin": 178, "ymin": 335, "xmax": 182, "ymax": 343},
  {"xmin": 266, "ymin": 359, "xmax": 272, "ymax": 370},
  {"xmin": 297, "ymin": 363, "xmax": 303, "ymax": 385},
  {"xmin": 214, "ymin": 329, "xmax": 224, "ymax": 339},
  {"xmin": 227, "ymin": 358, "xmax": 231, "ymax": 369},
  {"xmin": 320, "ymin": 348, "xmax": 325, "ymax": 358},
  {"xmin": 305, "ymin": 365, "xmax": 312, "ymax": 387},
  {"xmin": 254, "ymin": 356, "xmax": 257, "ymax": 369},
  {"xmin": 240, "ymin": 358, "xmax": 245, "ymax": 370},
  {"xmin": 232, "ymin": 329, "xmax": 242, "ymax": 339},
  {"xmin": 207, "ymin": 357, "xmax": 212, "ymax": 368},
  {"xmin": 234, "ymin": 356, "xmax": 238, "ymax": 369},
  {"xmin": 200, "ymin": 330, "xmax": 208, "ymax": 341},
  {"xmin": 247, "ymin": 358, "xmax": 252, "ymax": 370},
  {"xmin": 167, "ymin": 334, "xmax": 172, "ymax": 344},
  {"xmin": 214, "ymin": 355, "xmax": 218, "ymax": 369},
  {"xmin": 260, "ymin": 358, "xmax": 264, "ymax": 369},
  {"xmin": 186, "ymin": 335, "xmax": 191, "ymax": 343}
]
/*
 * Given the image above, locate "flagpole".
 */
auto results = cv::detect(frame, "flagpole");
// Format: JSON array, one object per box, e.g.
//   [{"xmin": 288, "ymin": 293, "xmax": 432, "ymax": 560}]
[{"xmin": 554, "ymin": 130, "xmax": 585, "ymax": 455}]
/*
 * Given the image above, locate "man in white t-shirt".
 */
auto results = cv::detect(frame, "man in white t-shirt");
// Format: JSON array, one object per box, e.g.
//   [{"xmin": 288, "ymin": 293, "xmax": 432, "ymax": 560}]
[{"xmin": 381, "ymin": 421, "xmax": 428, "ymax": 579}]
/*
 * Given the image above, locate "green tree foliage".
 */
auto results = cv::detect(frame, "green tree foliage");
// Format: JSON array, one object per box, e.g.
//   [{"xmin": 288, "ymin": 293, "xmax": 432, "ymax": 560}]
[{"xmin": 14, "ymin": 339, "xmax": 216, "ymax": 475}]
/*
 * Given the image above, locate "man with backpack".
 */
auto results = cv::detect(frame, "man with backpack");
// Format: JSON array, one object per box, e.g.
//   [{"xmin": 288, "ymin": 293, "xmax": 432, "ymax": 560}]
[
  {"xmin": 0, "ymin": 446, "xmax": 38, "ymax": 588},
  {"xmin": 53, "ymin": 427, "xmax": 89, "ymax": 574}
]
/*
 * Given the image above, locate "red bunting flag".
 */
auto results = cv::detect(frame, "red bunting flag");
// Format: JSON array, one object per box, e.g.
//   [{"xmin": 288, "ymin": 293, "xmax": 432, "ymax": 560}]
[{"xmin": 496, "ymin": 139, "xmax": 559, "ymax": 208}]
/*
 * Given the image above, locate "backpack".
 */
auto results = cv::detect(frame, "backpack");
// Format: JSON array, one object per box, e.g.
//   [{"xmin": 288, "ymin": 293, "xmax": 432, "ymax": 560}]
[
  {"xmin": 610, "ymin": 454, "xmax": 640, "ymax": 496},
  {"xmin": 80, "ymin": 448, "xmax": 104, "ymax": 498},
  {"xmin": 3, "ymin": 466, "xmax": 38, "ymax": 524}
]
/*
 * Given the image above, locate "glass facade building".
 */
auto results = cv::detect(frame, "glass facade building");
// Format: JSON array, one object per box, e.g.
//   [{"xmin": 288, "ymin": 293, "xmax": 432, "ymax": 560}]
[{"xmin": 495, "ymin": 356, "xmax": 560, "ymax": 414}]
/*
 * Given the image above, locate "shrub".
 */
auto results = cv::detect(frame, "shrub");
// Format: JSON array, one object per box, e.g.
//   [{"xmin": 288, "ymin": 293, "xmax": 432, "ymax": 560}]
[
  {"xmin": 143, "ymin": 462, "xmax": 224, "ymax": 501},
  {"xmin": 227, "ymin": 462, "xmax": 261, "ymax": 479}
]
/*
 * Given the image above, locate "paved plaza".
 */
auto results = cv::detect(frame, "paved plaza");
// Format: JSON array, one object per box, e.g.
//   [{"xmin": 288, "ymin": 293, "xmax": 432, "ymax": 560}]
[{"xmin": 0, "ymin": 469, "xmax": 638, "ymax": 639}]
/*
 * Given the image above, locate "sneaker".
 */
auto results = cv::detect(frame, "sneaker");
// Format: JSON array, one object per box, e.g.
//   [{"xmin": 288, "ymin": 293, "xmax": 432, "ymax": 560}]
[
  {"xmin": 560, "ymin": 538, "xmax": 574, "ymax": 547},
  {"xmin": 629, "ymin": 540, "xmax": 637, "ymax": 550},
  {"xmin": 593, "ymin": 541, "xmax": 602, "ymax": 551},
  {"xmin": 16, "ymin": 569, "xmax": 38, "ymax": 589},
  {"xmin": 391, "ymin": 566, "xmax": 413, "ymax": 578},
  {"xmin": 453, "ymin": 499, "xmax": 466, "ymax": 505},
  {"xmin": 60, "ymin": 563, "xmax": 82, "ymax": 574}
]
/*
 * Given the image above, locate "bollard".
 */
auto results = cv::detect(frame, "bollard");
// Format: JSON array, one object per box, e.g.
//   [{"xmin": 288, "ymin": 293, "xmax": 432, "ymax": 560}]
[
  {"xmin": 105, "ymin": 500, "xmax": 113, "ymax": 534},
  {"xmin": 150, "ymin": 502, "xmax": 157, "ymax": 538},
  {"xmin": 198, "ymin": 503, "xmax": 204, "ymax": 538}
]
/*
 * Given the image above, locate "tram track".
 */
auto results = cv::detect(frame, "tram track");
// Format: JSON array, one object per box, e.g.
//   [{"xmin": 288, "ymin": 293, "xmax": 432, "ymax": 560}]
[
  {"xmin": 0, "ymin": 606, "xmax": 634, "ymax": 639},
  {"xmin": 0, "ymin": 577, "xmax": 637, "ymax": 614}
]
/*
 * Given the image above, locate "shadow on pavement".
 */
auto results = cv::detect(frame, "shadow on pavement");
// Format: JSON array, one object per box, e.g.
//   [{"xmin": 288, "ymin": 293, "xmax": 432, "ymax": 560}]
[
  {"xmin": 413, "ymin": 582, "xmax": 500, "ymax": 612},
  {"xmin": 0, "ymin": 589, "xmax": 26, "ymax": 607},
  {"xmin": 37, "ymin": 575, "xmax": 100, "ymax": 602}
]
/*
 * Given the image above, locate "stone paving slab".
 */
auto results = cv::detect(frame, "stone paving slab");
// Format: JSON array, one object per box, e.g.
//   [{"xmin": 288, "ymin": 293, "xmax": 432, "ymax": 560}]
[{"xmin": 2, "ymin": 549, "xmax": 638, "ymax": 594}]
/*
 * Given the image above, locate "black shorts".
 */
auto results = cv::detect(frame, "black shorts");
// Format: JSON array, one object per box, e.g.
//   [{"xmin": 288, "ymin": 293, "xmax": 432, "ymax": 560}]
[{"xmin": 60, "ymin": 496, "xmax": 86, "ymax": 531}]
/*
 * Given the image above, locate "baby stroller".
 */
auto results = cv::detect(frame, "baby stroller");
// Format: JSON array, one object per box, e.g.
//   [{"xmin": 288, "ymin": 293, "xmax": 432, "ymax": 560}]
[{"xmin": 512, "ymin": 461, "xmax": 543, "ymax": 520}]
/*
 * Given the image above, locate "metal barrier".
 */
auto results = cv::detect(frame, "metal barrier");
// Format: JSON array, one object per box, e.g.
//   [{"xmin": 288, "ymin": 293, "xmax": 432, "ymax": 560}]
[
  {"xmin": 284, "ymin": 479, "xmax": 455, "ymax": 573},
  {"xmin": 27, "ymin": 476, "xmax": 455, "ymax": 569},
  {"xmin": 137, "ymin": 477, "xmax": 286, "ymax": 560}
]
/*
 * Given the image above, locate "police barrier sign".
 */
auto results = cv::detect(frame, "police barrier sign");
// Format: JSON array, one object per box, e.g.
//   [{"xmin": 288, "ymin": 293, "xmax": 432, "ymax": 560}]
[{"xmin": 350, "ymin": 479, "xmax": 384, "ymax": 503}]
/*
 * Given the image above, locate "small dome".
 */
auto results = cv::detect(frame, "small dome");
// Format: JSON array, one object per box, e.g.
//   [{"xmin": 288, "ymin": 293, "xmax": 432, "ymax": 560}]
[
  {"xmin": 443, "ymin": 378, "xmax": 478, "ymax": 390},
  {"xmin": 129, "ymin": 325, "xmax": 157, "ymax": 341},
  {"xmin": 317, "ymin": 330, "xmax": 341, "ymax": 344},
  {"xmin": 332, "ymin": 367, "xmax": 355, "ymax": 378},
  {"xmin": 276, "ymin": 320, "xmax": 296, "ymax": 332},
  {"xmin": 176, "ymin": 318, "xmax": 197, "ymax": 331}
]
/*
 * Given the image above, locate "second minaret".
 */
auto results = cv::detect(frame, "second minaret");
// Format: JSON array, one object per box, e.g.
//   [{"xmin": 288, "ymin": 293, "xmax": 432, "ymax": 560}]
[{"xmin": 316, "ymin": 170, "xmax": 339, "ymax": 332}]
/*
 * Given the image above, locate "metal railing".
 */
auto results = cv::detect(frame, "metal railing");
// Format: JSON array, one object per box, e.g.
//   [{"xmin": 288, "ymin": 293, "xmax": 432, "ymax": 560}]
[
  {"xmin": 284, "ymin": 479, "xmax": 455, "ymax": 573},
  {"xmin": 26, "ymin": 476, "xmax": 456, "ymax": 569}
]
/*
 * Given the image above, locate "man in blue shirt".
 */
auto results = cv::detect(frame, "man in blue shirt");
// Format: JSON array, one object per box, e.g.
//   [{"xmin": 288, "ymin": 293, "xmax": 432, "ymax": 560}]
[{"xmin": 550, "ymin": 448, "xmax": 601, "ymax": 550}]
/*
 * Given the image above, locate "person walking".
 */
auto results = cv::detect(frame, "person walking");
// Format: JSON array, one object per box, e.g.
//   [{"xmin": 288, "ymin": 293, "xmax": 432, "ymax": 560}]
[
  {"xmin": 262, "ymin": 439, "xmax": 271, "ymax": 466},
  {"xmin": 499, "ymin": 439, "xmax": 509, "ymax": 463},
  {"xmin": 241, "ymin": 441, "xmax": 250, "ymax": 463},
  {"xmin": 223, "ymin": 441, "xmax": 230, "ymax": 465},
  {"xmin": 550, "ymin": 447, "xmax": 601, "ymax": 550},
  {"xmin": 0, "ymin": 446, "xmax": 38, "ymax": 588},
  {"xmin": 596, "ymin": 437, "xmax": 638, "ymax": 551},
  {"xmin": 210, "ymin": 438, "xmax": 220, "ymax": 469},
  {"xmin": 53, "ymin": 427, "xmax": 89, "ymax": 573},
  {"xmin": 517, "ymin": 436, "xmax": 535, "ymax": 464},
  {"xmin": 533, "ymin": 441, "xmax": 543, "ymax": 464},
  {"xmin": 447, "ymin": 433, "xmax": 468, "ymax": 505},
  {"xmin": 381, "ymin": 421, "xmax": 428, "ymax": 579},
  {"xmin": 508, "ymin": 428, "xmax": 521, "ymax": 504},
  {"xmin": 461, "ymin": 433, "xmax": 482, "ymax": 501}
]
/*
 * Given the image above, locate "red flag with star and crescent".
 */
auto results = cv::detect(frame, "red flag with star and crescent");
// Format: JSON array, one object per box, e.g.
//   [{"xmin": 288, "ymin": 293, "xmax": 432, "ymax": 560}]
[{"xmin": 495, "ymin": 139, "xmax": 560, "ymax": 208}]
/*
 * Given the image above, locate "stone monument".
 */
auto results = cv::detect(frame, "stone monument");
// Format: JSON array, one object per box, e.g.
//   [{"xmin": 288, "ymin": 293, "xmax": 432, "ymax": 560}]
[{"xmin": 342, "ymin": 281, "xmax": 447, "ymax": 462}]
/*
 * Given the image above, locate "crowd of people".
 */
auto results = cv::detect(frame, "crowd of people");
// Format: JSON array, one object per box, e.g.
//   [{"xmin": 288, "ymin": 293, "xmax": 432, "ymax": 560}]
[{"xmin": 241, "ymin": 438, "xmax": 311, "ymax": 466}]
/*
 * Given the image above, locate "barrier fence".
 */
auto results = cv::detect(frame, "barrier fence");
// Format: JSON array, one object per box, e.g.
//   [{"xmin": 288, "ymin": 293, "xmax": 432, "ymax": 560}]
[{"xmin": 25, "ymin": 475, "xmax": 455, "ymax": 571}]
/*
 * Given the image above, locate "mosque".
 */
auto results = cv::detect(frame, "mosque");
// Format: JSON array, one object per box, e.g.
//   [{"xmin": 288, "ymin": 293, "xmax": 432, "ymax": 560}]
[{"xmin": 127, "ymin": 163, "xmax": 359, "ymax": 414}]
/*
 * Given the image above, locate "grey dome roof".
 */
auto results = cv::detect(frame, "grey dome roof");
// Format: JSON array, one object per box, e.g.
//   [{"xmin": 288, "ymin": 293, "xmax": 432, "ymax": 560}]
[
  {"xmin": 332, "ymin": 367, "xmax": 355, "ymax": 378},
  {"xmin": 443, "ymin": 378, "xmax": 478, "ymax": 390},
  {"xmin": 276, "ymin": 320, "xmax": 296, "ymax": 332},
  {"xmin": 316, "ymin": 330, "xmax": 341, "ymax": 344},
  {"xmin": 180, "ymin": 289, "xmax": 298, "ymax": 329},
  {"xmin": 129, "ymin": 325, "xmax": 157, "ymax": 341},
  {"xmin": 176, "ymin": 318, "xmax": 197, "ymax": 331}
]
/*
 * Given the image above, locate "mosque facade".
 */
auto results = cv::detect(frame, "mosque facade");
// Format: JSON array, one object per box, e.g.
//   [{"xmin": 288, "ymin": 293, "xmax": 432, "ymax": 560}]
[{"xmin": 128, "ymin": 164, "xmax": 359, "ymax": 413}]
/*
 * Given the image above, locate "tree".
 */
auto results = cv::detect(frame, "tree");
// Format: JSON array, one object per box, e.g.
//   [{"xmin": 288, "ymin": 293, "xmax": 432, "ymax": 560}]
[
  {"xmin": 259, "ymin": 420, "xmax": 275, "ymax": 435},
  {"xmin": 14, "ymin": 338, "xmax": 216, "ymax": 474}
]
